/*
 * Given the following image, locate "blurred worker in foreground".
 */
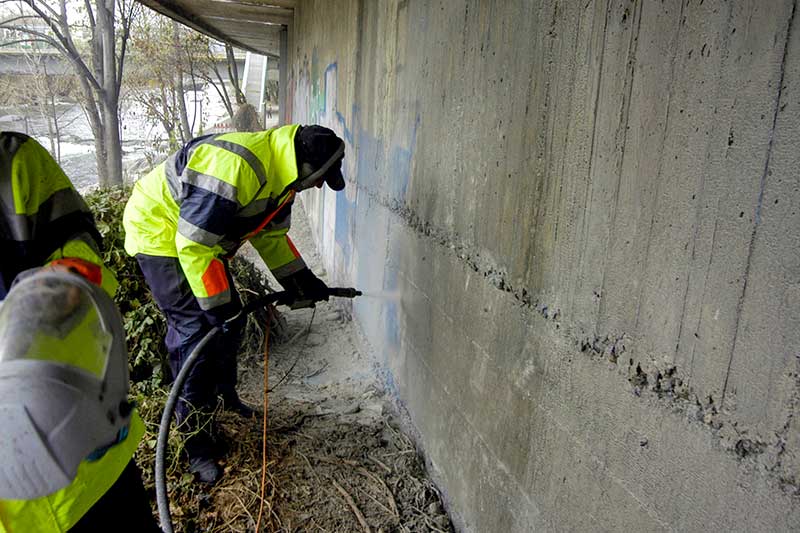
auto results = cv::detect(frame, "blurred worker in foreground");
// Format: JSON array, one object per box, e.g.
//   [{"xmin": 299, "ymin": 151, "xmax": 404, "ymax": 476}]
[
  {"xmin": 123, "ymin": 124, "xmax": 346, "ymax": 484},
  {"xmin": 0, "ymin": 132, "xmax": 115, "ymax": 297},
  {"xmin": 0, "ymin": 132, "xmax": 157, "ymax": 531}
]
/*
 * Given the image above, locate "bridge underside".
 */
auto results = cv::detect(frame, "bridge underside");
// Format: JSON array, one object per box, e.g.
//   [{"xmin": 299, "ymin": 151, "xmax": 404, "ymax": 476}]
[{"xmin": 136, "ymin": 0, "xmax": 292, "ymax": 58}]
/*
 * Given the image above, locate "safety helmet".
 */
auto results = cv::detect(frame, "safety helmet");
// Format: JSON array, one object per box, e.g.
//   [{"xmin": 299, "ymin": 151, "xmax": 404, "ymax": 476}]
[
  {"xmin": 293, "ymin": 125, "xmax": 346, "ymax": 192},
  {"xmin": 0, "ymin": 269, "xmax": 132, "ymax": 500}
]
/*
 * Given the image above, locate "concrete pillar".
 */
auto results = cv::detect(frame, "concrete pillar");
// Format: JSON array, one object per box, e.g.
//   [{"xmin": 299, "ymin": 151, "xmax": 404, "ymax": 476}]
[
  {"xmin": 278, "ymin": 26, "xmax": 288, "ymax": 125},
  {"xmin": 259, "ymin": 55, "xmax": 268, "ymax": 125}
]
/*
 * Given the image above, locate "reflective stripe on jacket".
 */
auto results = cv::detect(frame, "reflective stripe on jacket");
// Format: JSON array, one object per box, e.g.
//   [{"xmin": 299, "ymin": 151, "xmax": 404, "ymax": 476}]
[
  {"xmin": 0, "ymin": 132, "xmax": 108, "ymax": 297},
  {"xmin": 123, "ymin": 125, "xmax": 307, "ymax": 310},
  {"xmin": 0, "ymin": 413, "xmax": 145, "ymax": 533}
]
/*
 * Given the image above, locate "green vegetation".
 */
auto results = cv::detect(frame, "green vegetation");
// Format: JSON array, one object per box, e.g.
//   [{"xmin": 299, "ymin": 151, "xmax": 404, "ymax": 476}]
[{"xmin": 86, "ymin": 186, "xmax": 168, "ymax": 389}]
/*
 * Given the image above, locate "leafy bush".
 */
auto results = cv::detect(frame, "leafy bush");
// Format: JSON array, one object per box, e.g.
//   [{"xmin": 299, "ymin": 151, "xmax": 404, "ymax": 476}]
[{"xmin": 85, "ymin": 187, "xmax": 167, "ymax": 389}]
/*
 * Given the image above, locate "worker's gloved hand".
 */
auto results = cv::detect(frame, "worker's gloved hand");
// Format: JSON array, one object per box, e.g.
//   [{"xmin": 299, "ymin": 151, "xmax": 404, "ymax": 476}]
[
  {"xmin": 279, "ymin": 267, "xmax": 329, "ymax": 305},
  {"xmin": 203, "ymin": 299, "xmax": 242, "ymax": 330}
]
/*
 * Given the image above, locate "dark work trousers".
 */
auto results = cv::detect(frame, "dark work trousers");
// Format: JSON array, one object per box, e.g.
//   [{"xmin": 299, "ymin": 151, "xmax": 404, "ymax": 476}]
[
  {"xmin": 69, "ymin": 460, "xmax": 160, "ymax": 532},
  {"xmin": 136, "ymin": 254, "xmax": 244, "ymax": 459}
]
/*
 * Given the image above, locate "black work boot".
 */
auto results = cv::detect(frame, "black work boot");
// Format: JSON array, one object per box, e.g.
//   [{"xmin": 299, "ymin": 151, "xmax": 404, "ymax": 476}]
[
  {"xmin": 178, "ymin": 405, "xmax": 223, "ymax": 484},
  {"xmin": 220, "ymin": 393, "xmax": 257, "ymax": 418},
  {"xmin": 189, "ymin": 457, "xmax": 222, "ymax": 484}
]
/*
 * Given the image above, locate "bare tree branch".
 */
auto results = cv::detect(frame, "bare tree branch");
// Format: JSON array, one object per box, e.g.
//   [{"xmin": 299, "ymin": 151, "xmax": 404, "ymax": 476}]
[
  {"xmin": 83, "ymin": 0, "xmax": 95, "ymax": 28},
  {"xmin": 19, "ymin": 0, "xmax": 103, "ymax": 95},
  {"xmin": 0, "ymin": 37, "xmax": 55, "ymax": 48},
  {"xmin": 115, "ymin": 0, "xmax": 137, "ymax": 89},
  {"xmin": 0, "ymin": 24, "xmax": 58, "ymax": 42},
  {"xmin": 0, "ymin": 14, "xmax": 40, "ymax": 26},
  {"xmin": 208, "ymin": 59, "xmax": 234, "ymax": 122}
]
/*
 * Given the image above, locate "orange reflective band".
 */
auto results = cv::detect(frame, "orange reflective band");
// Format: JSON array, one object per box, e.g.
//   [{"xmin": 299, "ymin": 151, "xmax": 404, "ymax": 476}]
[
  {"xmin": 48, "ymin": 258, "xmax": 103, "ymax": 286},
  {"xmin": 243, "ymin": 191, "xmax": 296, "ymax": 241},
  {"xmin": 201, "ymin": 259, "xmax": 229, "ymax": 296},
  {"xmin": 286, "ymin": 236, "xmax": 300, "ymax": 258}
]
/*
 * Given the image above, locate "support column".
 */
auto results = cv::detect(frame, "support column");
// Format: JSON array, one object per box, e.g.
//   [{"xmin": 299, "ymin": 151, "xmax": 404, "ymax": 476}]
[
  {"xmin": 278, "ymin": 26, "xmax": 288, "ymax": 125},
  {"xmin": 260, "ymin": 55, "xmax": 268, "ymax": 126}
]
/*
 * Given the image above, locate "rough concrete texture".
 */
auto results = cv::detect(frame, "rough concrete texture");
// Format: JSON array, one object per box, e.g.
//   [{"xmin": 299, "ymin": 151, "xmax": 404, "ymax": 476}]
[{"xmin": 288, "ymin": 0, "xmax": 800, "ymax": 530}]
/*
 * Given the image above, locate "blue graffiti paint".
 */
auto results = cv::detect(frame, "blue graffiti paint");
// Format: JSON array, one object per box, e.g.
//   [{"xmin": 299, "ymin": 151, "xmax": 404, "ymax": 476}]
[
  {"xmin": 384, "ymin": 113, "xmax": 420, "ymax": 202},
  {"xmin": 301, "ymin": 60, "xmax": 417, "ymax": 362},
  {"xmin": 308, "ymin": 61, "xmax": 358, "ymax": 149},
  {"xmin": 356, "ymin": 130, "xmax": 384, "ymax": 190},
  {"xmin": 335, "ymin": 189, "xmax": 352, "ymax": 262},
  {"xmin": 336, "ymin": 111, "xmax": 354, "ymax": 144}
]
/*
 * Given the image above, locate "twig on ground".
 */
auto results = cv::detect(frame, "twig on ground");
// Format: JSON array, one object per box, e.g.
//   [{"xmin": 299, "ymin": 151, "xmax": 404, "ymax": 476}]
[
  {"xmin": 310, "ymin": 454, "xmax": 361, "ymax": 467},
  {"xmin": 355, "ymin": 484, "xmax": 394, "ymax": 516},
  {"xmin": 359, "ymin": 467, "xmax": 399, "ymax": 518},
  {"xmin": 231, "ymin": 491, "xmax": 256, "ymax": 526},
  {"xmin": 422, "ymin": 513, "xmax": 449, "ymax": 533},
  {"xmin": 379, "ymin": 450, "xmax": 415, "ymax": 457},
  {"xmin": 368, "ymin": 455, "xmax": 392, "ymax": 474},
  {"xmin": 303, "ymin": 362, "xmax": 329, "ymax": 379},
  {"xmin": 331, "ymin": 478, "xmax": 372, "ymax": 533},
  {"xmin": 298, "ymin": 451, "xmax": 320, "ymax": 482}
]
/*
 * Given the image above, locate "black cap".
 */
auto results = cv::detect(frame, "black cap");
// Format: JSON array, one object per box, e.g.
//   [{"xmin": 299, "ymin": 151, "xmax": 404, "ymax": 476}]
[{"xmin": 295, "ymin": 125, "xmax": 345, "ymax": 191}]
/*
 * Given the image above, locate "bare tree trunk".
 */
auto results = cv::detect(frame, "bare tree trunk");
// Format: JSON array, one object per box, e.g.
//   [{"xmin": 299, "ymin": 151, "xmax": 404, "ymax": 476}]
[
  {"xmin": 41, "ymin": 62, "xmax": 62, "ymax": 163},
  {"xmin": 98, "ymin": 0, "xmax": 122, "ymax": 186},
  {"xmin": 173, "ymin": 21, "xmax": 191, "ymax": 143},
  {"xmin": 76, "ymin": 74, "xmax": 109, "ymax": 186},
  {"xmin": 43, "ymin": 103, "xmax": 57, "ymax": 157},
  {"xmin": 49, "ymin": 90, "xmax": 61, "ymax": 164},
  {"xmin": 102, "ymin": 97, "xmax": 123, "ymax": 186},
  {"xmin": 226, "ymin": 43, "xmax": 246, "ymax": 105},
  {"xmin": 189, "ymin": 70, "xmax": 200, "ymax": 135},
  {"xmin": 175, "ymin": 72, "xmax": 191, "ymax": 142}
]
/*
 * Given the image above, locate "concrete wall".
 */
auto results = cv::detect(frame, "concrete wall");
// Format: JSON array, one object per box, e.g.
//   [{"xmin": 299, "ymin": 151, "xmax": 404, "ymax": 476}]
[{"xmin": 287, "ymin": 1, "xmax": 800, "ymax": 530}]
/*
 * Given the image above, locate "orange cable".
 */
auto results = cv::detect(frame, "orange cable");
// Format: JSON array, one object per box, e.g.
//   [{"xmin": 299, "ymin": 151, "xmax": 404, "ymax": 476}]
[{"xmin": 255, "ymin": 313, "xmax": 271, "ymax": 532}]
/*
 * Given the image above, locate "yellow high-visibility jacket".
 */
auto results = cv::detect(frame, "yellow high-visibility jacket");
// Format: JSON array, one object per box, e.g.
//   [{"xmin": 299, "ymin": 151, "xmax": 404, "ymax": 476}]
[
  {"xmin": 0, "ymin": 132, "xmax": 143, "ymax": 532},
  {"xmin": 123, "ymin": 125, "xmax": 307, "ymax": 310},
  {"xmin": 0, "ymin": 416, "xmax": 144, "ymax": 533},
  {"xmin": 0, "ymin": 132, "xmax": 116, "ymax": 297}
]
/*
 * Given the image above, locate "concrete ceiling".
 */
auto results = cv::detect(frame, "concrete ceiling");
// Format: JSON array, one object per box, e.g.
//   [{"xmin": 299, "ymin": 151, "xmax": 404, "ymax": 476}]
[{"xmin": 137, "ymin": 0, "xmax": 295, "ymax": 57}]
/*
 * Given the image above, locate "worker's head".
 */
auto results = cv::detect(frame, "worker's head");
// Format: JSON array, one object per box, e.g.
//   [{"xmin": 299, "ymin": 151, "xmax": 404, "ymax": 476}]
[
  {"xmin": 293, "ymin": 125, "xmax": 346, "ymax": 192},
  {"xmin": 0, "ymin": 268, "xmax": 131, "ymax": 500}
]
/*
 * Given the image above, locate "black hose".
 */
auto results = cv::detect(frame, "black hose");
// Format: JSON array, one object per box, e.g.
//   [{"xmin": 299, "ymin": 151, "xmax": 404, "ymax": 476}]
[{"xmin": 156, "ymin": 324, "xmax": 220, "ymax": 533}]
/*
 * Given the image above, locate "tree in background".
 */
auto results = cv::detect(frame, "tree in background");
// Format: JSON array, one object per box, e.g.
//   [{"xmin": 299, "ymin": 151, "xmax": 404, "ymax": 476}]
[
  {"xmin": 213, "ymin": 42, "xmax": 246, "ymax": 120},
  {"xmin": 127, "ymin": 10, "xmax": 247, "ymax": 145},
  {"xmin": 0, "ymin": 36, "xmax": 80, "ymax": 162},
  {"xmin": 193, "ymin": 41, "xmax": 247, "ymax": 127},
  {"xmin": 126, "ymin": 11, "xmax": 208, "ymax": 148},
  {"xmin": 21, "ymin": 56, "xmax": 77, "ymax": 163},
  {"xmin": 0, "ymin": 0, "xmax": 140, "ymax": 187}
]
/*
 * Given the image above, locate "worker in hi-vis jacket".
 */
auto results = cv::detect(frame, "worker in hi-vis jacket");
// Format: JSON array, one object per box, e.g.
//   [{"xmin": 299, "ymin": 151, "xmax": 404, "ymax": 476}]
[
  {"xmin": 0, "ymin": 132, "xmax": 157, "ymax": 532},
  {"xmin": 123, "ymin": 124, "xmax": 346, "ymax": 483}
]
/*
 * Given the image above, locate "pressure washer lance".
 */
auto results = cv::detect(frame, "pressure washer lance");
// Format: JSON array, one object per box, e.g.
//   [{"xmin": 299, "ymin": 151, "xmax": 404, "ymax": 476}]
[{"xmin": 156, "ymin": 286, "xmax": 361, "ymax": 533}]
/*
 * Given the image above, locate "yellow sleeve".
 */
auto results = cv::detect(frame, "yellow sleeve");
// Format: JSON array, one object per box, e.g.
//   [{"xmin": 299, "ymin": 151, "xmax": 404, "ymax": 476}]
[
  {"xmin": 46, "ymin": 237, "xmax": 119, "ymax": 298},
  {"xmin": 249, "ymin": 227, "xmax": 306, "ymax": 282},
  {"xmin": 174, "ymin": 232, "xmax": 231, "ymax": 311}
]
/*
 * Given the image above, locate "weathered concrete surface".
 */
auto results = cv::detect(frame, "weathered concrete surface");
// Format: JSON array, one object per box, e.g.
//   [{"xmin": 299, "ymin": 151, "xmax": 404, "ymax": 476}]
[{"xmin": 288, "ymin": 0, "xmax": 800, "ymax": 530}]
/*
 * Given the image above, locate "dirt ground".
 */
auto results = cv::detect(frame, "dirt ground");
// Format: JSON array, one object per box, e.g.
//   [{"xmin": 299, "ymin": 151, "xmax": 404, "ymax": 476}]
[{"xmin": 149, "ymin": 203, "xmax": 454, "ymax": 532}]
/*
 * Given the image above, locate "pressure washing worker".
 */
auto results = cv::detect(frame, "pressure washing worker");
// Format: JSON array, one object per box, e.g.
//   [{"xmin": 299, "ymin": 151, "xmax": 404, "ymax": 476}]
[
  {"xmin": 123, "ymin": 124, "xmax": 346, "ymax": 484},
  {"xmin": 0, "ymin": 132, "xmax": 157, "ymax": 532}
]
